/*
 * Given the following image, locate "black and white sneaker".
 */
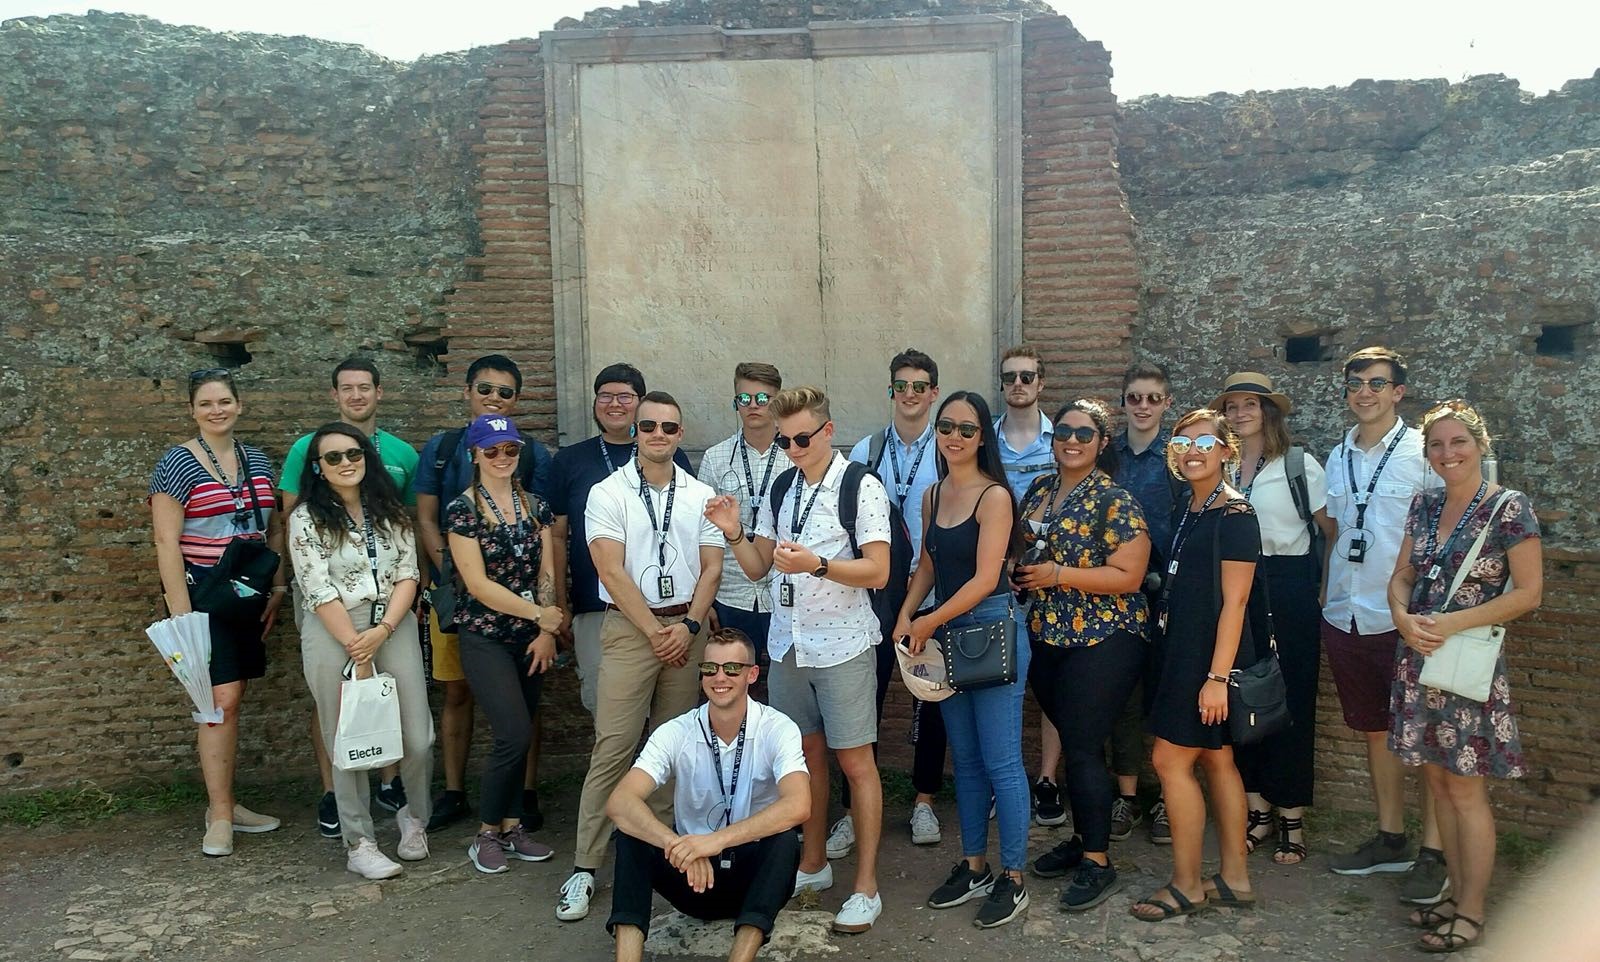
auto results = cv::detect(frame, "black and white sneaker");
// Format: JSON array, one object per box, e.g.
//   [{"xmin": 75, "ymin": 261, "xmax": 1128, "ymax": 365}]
[
  {"xmin": 317, "ymin": 791, "xmax": 340, "ymax": 839},
  {"xmin": 374, "ymin": 776, "xmax": 406, "ymax": 814},
  {"xmin": 927, "ymin": 862, "xmax": 995, "ymax": 909},
  {"xmin": 974, "ymin": 874, "xmax": 1029, "ymax": 929},
  {"xmin": 1060, "ymin": 858, "xmax": 1121, "ymax": 911},
  {"xmin": 1033, "ymin": 777, "xmax": 1067, "ymax": 827}
]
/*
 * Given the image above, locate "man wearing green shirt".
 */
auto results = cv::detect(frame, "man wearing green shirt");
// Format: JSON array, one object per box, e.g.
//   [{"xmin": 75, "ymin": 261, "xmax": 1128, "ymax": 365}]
[{"xmin": 280, "ymin": 357, "xmax": 421, "ymax": 840}]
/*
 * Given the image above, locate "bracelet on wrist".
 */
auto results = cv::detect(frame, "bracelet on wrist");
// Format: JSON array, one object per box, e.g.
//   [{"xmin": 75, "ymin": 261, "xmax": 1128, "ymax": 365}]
[
  {"xmin": 727, "ymin": 527, "xmax": 746, "ymax": 545},
  {"xmin": 270, "ymin": 585, "xmax": 288, "ymax": 594},
  {"xmin": 1205, "ymin": 671, "xmax": 1231, "ymax": 684}
]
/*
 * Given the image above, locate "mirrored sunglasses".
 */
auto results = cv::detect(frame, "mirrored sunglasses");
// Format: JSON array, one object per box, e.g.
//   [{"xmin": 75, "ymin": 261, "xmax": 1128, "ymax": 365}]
[
  {"xmin": 1167, "ymin": 434, "xmax": 1221, "ymax": 454},
  {"xmin": 734, "ymin": 392, "xmax": 772, "ymax": 409}
]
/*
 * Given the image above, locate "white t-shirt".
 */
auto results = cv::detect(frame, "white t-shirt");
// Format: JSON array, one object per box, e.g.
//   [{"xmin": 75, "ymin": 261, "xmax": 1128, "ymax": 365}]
[
  {"xmin": 632, "ymin": 699, "xmax": 808, "ymax": 836},
  {"xmin": 1240, "ymin": 453, "xmax": 1328, "ymax": 557},
  {"xmin": 584, "ymin": 460, "xmax": 722, "ymax": 607},
  {"xmin": 753, "ymin": 453, "xmax": 891, "ymax": 668}
]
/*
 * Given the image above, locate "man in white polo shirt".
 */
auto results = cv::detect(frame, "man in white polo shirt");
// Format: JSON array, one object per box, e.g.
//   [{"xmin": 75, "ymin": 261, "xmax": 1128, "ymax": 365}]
[
  {"xmin": 605, "ymin": 628, "xmax": 810, "ymax": 962},
  {"xmin": 558, "ymin": 391, "xmax": 724, "ymax": 922},
  {"xmin": 706, "ymin": 385, "xmax": 892, "ymax": 935}
]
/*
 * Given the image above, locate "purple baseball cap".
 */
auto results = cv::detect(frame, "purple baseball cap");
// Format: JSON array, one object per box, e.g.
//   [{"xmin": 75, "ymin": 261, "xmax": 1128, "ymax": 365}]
[{"xmin": 466, "ymin": 413, "xmax": 521, "ymax": 449}]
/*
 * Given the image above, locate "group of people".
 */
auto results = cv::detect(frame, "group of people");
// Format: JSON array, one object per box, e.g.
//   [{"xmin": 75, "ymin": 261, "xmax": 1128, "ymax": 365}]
[{"xmin": 147, "ymin": 343, "xmax": 1541, "ymax": 958}]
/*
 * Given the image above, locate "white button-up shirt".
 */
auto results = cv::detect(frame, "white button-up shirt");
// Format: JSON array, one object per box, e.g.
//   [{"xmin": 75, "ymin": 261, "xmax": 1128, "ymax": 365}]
[
  {"xmin": 1242, "ymin": 454, "xmax": 1328, "ymax": 557},
  {"xmin": 848, "ymin": 421, "xmax": 938, "ymax": 565},
  {"xmin": 1323, "ymin": 418, "xmax": 1435, "ymax": 634},
  {"xmin": 585, "ymin": 461, "xmax": 722, "ymax": 607},
  {"xmin": 698, "ymin": 432, "xmax": 792, "ymax": 613},
  {"xmin": 754, "ymin": 453, "xmax": 891, "ymax": 668}
]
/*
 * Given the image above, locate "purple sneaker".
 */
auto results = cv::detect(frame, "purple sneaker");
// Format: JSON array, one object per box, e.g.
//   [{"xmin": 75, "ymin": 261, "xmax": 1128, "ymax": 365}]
[
  {"xmin": 500, "ymin": 824, "xmax": 554, "ymax": 862},
  {"xmin": 469, "ymin": 831, "xmax": 509, "ymax": 874}
]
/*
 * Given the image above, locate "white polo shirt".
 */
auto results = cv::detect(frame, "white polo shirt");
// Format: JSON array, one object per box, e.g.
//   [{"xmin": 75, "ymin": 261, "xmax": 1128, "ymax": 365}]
[
  {"xmin": 1324, "ymin": 418, "xmax": 1435, "ymax": 634},
  {"xmin": 585, "ymin": 460, "xmax": 722, "ymax": 607},
  {"xmin": 633, "ymin": 699, "xmax": 807, "ymax": 836},
  {"xmin": 1241, "ymin": 453, "xmax": 1328, "ymax": 557},
  {"xmin": 697, "ymin": 432, "xmax": 792, "ymax": 613},
  {"xmin": 754, "ymin": 453, "xmax": 891, "ymax": 668}
]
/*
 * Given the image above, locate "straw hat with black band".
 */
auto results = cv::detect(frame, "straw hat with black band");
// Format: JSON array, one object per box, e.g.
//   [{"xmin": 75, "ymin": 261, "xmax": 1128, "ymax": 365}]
[{"xmin": 1210, "ymin": 371, "xmax": 1293, "ymax": 415}]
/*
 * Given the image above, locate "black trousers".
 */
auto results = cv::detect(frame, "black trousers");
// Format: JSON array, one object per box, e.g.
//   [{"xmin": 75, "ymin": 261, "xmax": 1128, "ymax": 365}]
[
  {"xmin": 1028, "ymin": 629, "xmax": 1146, "ymax": 852},
  {"xmin": 1234, "ymin": 554, "xmax": 1321, "ymax": 808},
  {"xmin": 457, "ymin": 630, "xmax": 544, "ymax": 826},
  {"xmin": 607, "ymin": 828, "xmax": 802, "ymax": 941},
  {"xmin": 841, "ymin": 633, "xmax": 946, "ymax": 809}
]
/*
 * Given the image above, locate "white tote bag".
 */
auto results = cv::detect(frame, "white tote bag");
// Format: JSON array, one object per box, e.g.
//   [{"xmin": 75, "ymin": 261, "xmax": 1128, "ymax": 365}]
[
  {"xmin": 1417, "ymin": 491, "xmax": 1513, "ymax": 702},
  {"xmin": 333, "ymin": 666, "xmax": 405, "ymax": 772}
]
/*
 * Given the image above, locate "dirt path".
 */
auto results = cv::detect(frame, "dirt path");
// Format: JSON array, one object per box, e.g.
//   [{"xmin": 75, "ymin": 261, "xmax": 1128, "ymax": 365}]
[{"xmin": 1, "ymin": 784, "xmax": 1479, "ymax": 961}]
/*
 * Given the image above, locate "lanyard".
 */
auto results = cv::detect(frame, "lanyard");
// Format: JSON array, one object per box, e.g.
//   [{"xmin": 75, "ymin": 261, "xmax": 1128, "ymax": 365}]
[
  {"xmin": 789, "ymin": 473, "xmax": 826, "ymax": 540},
  {"xmin": 638, "ymin": 465, "xmax": 677, "ymax": 567},
  {"xmin": 885, "ymin": 425, "xmax": 932, "ymax": 510},
  {"xmin": 601, "ymin": 440, "xmax": 636, "ymax": 476},
  {"xmin": 1165, "ymin": 481, "xmax": 1225, "ymax": 580},
  {"xmin": 698, "ymin": 708, "xmax": 747, "ymax": 830},
  {"xmin": 343, "ymin": 499, "xmax": 383, "ymax": 595},
  {"xmin": 1422, "ymin": 481, "xmax": 1487, "ymax": 579},
  {"xmin": 736, "ymin": 435, "xmax": 778, "ymax": 529},
  {"xmin": 1045, "ymin": 471, "xmax": 1098, "ymax": 526},
  {"xmin": 196, "ymin": 436, "xmax": 248, "ymax": 516},
  {"xmin": 1344, "ymin": 422, "xmax": 1407, "ymax": 531},
  {"xmin": 1235, "ymin": 454, "xmax": 1268, "ymax": 497},
  {"xmin": 477, "ymin": 484, "xmax": 528, "ymax": 558}
]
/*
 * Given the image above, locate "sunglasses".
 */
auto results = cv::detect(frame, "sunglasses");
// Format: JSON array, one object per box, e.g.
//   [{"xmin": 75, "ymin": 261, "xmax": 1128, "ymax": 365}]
[
  {"xmin": 935, "ymin": 418, "xmax": 981, "ymax": 439},
  {"xmin": 596, "ymin": 391, "xmax": 638, "ymax": 406},
  {"xmin": 1122, "ymin": 391, "xmax": 1166, "ymax": 407},
  {"xmin": 734, "ymin": 392, "xmax": 772, "ymax": 409},
  {"xmin": 1000, "ymin": 370, "xmax": 1038, "ymax": 386},
  {"xmin": 636, "ymin": 419, "xmax": 681, "ymax": 436},
  {"xmin": 480, "ymin": 442, "xmax": 524, "ymax": 460},
  {"xmin": 890, "ymin": 379, "xmax": 932, "ymax": 396},
  {"xmin": 188, "ymin": 367, "xmax": 234, "ymax": 383},
  {"xmin": 1167, "ymin": 434, "xmax": 1222, "ymax": 454},
  {"xmin": 473, "ymin": 381, "xmax": 517, "ymax": 400},
  {"xmin": 318, "ymin": 447, "xmax": 366, "ymax": 466},
  {"xmin": 1343, "ymin": 376, "xmax": 1394, "ymax": 394},
  {"xmin": 697, "ymin": 661, "xmax": 754, "ymax": 677},
  {"xmin": 1053, "ymin": 425, "xmax": 1100, "ymax": 444},
  {"xmin": 775, "ymin": 420, "xmax": 831, "ymax": 450}
]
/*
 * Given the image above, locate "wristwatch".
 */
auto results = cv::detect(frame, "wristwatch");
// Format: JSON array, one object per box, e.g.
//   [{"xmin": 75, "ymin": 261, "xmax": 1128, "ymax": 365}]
[
  {"xmin": 682, "ymin": 617, "xmax": 702, "ymax": 636},
  {"xmin": 812, "ymin": 557, "xmax": 830, "ymax": 579}
]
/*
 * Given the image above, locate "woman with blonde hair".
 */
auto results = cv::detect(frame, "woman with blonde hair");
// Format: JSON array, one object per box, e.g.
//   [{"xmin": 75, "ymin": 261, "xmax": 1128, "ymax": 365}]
[{"xmin": 1388, "ymin": 401, "xmax": 1541, "ymax": 953}]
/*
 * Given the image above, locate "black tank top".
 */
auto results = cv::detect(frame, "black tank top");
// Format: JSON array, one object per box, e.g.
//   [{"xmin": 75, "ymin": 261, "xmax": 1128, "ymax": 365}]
[{"xmin": 926, "ymin": 482, "xmax": 1008, "ymax": 602}]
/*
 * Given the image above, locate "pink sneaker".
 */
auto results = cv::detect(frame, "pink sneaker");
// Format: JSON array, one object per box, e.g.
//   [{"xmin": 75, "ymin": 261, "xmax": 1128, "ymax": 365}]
[
  {"xmin": 469, "ymin": 831, "xmax": 509, "ymax": 874},
  {"xmin": 499, "ymin": 824, "xmax": 553, "ymax": 862}
]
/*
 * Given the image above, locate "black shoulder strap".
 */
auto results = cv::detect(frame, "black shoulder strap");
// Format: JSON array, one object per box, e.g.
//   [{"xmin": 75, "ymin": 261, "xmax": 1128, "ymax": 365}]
[
  {"xmin": 767, "ymin": 466, "xmax": 800, "ymax": 533},
  {"xmin": 840, "ymin": 461, "xmax": 867, "ymax": 555},
  {"xmin": 436, "ymin": 429, "xmax": 464, "ymax": 471},
  {"xmin": 867, "ymin": 430, "xmax": 887, "ymax": 472}
]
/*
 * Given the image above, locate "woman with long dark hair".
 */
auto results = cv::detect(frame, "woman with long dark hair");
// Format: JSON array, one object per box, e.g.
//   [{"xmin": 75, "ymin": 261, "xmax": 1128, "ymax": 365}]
[
  {"xmin": 895, "ymin": 390, "xmax": 1031, "ymax": 929},
  {"xmin": 1014, "ymin": 398, "xmax": 1151, "ymax": 912},
  {"xmin": 446, "ymin": 414, "xmax": 564, "ymax": 875},
  {"xmin": 289, "ymin": 421, "xmax": 432, "ymax": 879},
  {"xmin": 148, "ymin": 369, "xmax": 287, "ymax": 857}
]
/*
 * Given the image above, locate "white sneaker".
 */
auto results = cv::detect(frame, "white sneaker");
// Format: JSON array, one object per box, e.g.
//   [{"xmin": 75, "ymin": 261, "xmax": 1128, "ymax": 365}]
[
  {"xmin": 910, "ymin": 802, "xmax": 941, "ymax": 845},
  {"xmin": 793, "ymin": 861, "xmax": 834, "ymax": 896},
  {"xmin": 346, "ymin": 838, "xmax": 403, "ymax": 880},
  {"xmin": 395, "ymin": 806, "xmax": 429, "ymax": 861},
  {"xmin": 557, "ymin": 871, "xmax": 595, "ymax": 921},
  {"xmin": 832, "ymin": 891, "xmax": 883, "ymax": 933},
  {"xmin": 826, "ymin": 815, "xmax": 856, "ymax": 859}
]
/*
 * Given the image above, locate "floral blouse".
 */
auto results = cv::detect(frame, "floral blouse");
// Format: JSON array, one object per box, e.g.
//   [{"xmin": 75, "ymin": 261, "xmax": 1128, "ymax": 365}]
[
  {"xmin": 446, "ymin": 491, "xmax": 553, "ymax": 642},
  {"xmin": 288, "ymin": 505, "xmax": 419, "ymax": 612},
  {"xmin": 1405, "ymin": 488, "xmax": 1538, "ymax": 614},
  {"xmin": 1020, "ymin": 471, "xmax": 1149, "ymax": 647}
]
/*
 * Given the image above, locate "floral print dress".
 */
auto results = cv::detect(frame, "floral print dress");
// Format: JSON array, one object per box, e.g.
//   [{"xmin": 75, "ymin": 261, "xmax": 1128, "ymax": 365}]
[{"xmin": 1388, "ymin": 488, "xmax": 1538, "ymax": 778}]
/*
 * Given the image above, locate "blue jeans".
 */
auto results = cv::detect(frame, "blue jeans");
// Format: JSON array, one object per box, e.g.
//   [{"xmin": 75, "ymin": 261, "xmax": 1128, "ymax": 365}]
[{"xmin": 937, "ymin": 593, "xmax": 1032, "ymax": 871}]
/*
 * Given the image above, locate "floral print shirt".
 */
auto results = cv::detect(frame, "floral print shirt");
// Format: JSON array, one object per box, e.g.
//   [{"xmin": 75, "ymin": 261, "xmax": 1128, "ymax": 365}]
[
  {"xmin": 446, "ymin": 491, "xmax": 552, "ymax": 642},
  {"xmin": 288, "ymin": 505, "xmax": 419, "ymax": 612},
  {"xmin": 1020, "ymin": 471, "xmax": 1149, "ymax": 647}
]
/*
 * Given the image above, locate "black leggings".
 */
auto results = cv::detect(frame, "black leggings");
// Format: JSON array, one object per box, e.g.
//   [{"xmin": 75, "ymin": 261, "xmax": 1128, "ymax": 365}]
[
  {"xmin": 1028, "ymin": 629, "xmax": 1145, "ymax": 852},
  {"xmin": 458, "ymin": 630, "xmax": 544, "ymax": 826},
  {"xmin": 1234, "ymin": 554, "xmax": 1321, "ymax": 808},
  {"xmin": 841, "ymin": 635, "xmax": 945, "ymax": 809}
]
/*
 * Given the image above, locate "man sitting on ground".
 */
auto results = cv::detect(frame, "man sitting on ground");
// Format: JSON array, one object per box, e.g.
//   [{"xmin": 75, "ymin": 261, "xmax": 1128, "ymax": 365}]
[{"xmin": 605, "ymin": 629, "xmax": 810, "ymax": 962}]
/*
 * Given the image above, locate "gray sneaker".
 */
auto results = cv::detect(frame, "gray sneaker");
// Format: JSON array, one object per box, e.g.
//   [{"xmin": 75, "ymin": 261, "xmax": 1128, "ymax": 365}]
[
  {"xmin": 1148, "ymin": 801, "xmax": 1171, "ymax": 845},
  {"xmin": 1328, "ymin": 834, "xmax": 1415, "ymax": 876},
  {"xmin": 1399, "ymin": 848, "xmax": 1450, "ymax": 904},
  {"xmin": 499, "ymin": 824, "xmax": 554, "ymax": 862},
  {"xmin": 1109, "ymin": 797, "xmax": 1139, "ymax": 841}
]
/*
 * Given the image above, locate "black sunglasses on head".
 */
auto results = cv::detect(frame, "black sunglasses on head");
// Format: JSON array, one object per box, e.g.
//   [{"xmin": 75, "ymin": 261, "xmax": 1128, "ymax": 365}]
[
  {"xmin": 189, "ymin": 367, "xmax": 234, "ymax": 383},
  {"xmin": 473, "ymin": 381, "xmax": 517, "ymax": 400},
  {"xmin": 775, "ymin": 420, "xmax": 831, "ymax": 450},
  {"xmin": 935, "ymin": 418, "xmax": 981, "ymax": 439},
  {"xmin": 637, "ymin": 419, "xmax": 681, "ymax": 436}
]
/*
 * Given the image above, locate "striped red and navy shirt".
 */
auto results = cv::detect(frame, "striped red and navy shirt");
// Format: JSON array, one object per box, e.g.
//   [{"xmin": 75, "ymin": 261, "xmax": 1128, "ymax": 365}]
[{"xmin": 149, "ymin": 443, "xmax": 277, "ymax": 569}]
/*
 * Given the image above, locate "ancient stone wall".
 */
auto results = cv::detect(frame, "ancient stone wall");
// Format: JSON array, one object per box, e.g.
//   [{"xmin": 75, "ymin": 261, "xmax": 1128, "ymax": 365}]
[{"xmin": 1120, "ymin": 75, "xmax": 1600, "ymax": 834}]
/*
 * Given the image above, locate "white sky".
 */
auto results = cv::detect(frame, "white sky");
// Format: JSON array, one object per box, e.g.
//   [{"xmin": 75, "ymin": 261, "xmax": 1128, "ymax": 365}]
[{"xmin": 6, "ymin": 1, "xmax": 1597, "ymax": 98}]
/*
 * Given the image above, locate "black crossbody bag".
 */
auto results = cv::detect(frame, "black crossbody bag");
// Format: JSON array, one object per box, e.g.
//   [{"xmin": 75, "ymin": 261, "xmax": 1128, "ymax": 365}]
[
  {"xmin": 1211, "ymin": 502, "xmax": 1291, "ymax": 745},
  {"xmin": 188, "ymin": 468, "xmax": 280, "ymax": 621}
]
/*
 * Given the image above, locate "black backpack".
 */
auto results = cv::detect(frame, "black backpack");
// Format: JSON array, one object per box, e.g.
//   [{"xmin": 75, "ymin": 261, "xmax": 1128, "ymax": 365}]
[
  {"xmin": 434, "ymin": 427, "xmax": 552, "ymax": 500},
  {"xmin": 769, "ymin": 459, "xmax": 914, "ymax": 640},
  {"xmin": 1283, "ymin": 445, "xmax": 1326, "ymax": 575}
]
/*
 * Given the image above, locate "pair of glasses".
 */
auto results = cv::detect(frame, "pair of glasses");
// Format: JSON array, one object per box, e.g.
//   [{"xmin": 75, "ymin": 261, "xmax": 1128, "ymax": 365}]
[
  {"xmin": 935, "ymin": 419, "xmax": 981, "ymax": 439},
  {"xmin": 1123, "ymin": 392, "xmax": 1166, "ymax": 407},
  {"xmin": 1344, "ymin": 376, "xmax": 1394, "ymax": 394},
  {"xmin": 698, "ymin": 661, "xmax": 754, "ymax": 677},
  {"xmin": 596, "ymin": 391, "xmax": 639, "ymax": 406},
  {"xmin": 637, "ymin": 419, "xmax": 681, "ymax": 436},
  {"xmin": 1053, "ymin": 426, "xmax": 1100, "ymax": 444},
  {"xmin": 474, "ymin": 382, "xmax": 517, "ymax": 400},
  {"xmin": 1000, "ymin": 371, "xmax": 1038, "ymax": 386},
  {"xmin": 189, "ymin": 367, "xmax": 233, "ymax": 383},
  {"xmin": 1168, "ymin": 434, "xmax": 1221, "ymax": 454},
  {"xmin": 890, "ymin": 380, "xmax": 931, "ymax": 396},
  {"xmin": 319, "ymin": 448, "xmax": 366, "ymax": 466},
  {"xmin": 480, "ymin": 442, "xmax": 524, "ymax": 460},
  {"xmin": 776, "ymin": 420, "xmax": 831, "ymax": 450},
  {"xmin": 734, "ymin": 392, "xmax": 772, "ymax": 409}
]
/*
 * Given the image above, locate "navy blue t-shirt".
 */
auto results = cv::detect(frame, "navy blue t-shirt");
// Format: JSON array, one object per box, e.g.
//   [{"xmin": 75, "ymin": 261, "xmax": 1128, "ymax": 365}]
[{"xmin": 548, "ymin": 436, "xmax": 693, "ymax": 614}]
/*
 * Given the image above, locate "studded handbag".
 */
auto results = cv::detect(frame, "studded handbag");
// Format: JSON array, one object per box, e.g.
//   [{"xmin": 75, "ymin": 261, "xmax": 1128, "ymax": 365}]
[{"xmin": 940, "ymin": 604, "xmax": 1017, "ymax": 692}]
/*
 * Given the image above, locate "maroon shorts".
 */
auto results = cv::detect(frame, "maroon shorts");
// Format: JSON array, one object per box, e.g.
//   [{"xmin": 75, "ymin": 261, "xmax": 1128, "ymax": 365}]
[{"xmin": 1321, "ymin": 619, "xmax": 1399, "ymax": 733}]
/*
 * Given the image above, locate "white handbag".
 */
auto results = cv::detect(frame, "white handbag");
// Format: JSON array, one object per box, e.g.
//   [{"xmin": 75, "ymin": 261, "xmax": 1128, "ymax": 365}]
[
  {"xmin": 333, "ymin": 663, "xmax": 405, "ymax": 772},
  {"xmin": 1417, "ymin": 491, "xmax": 1514, "ymax": 702}
]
